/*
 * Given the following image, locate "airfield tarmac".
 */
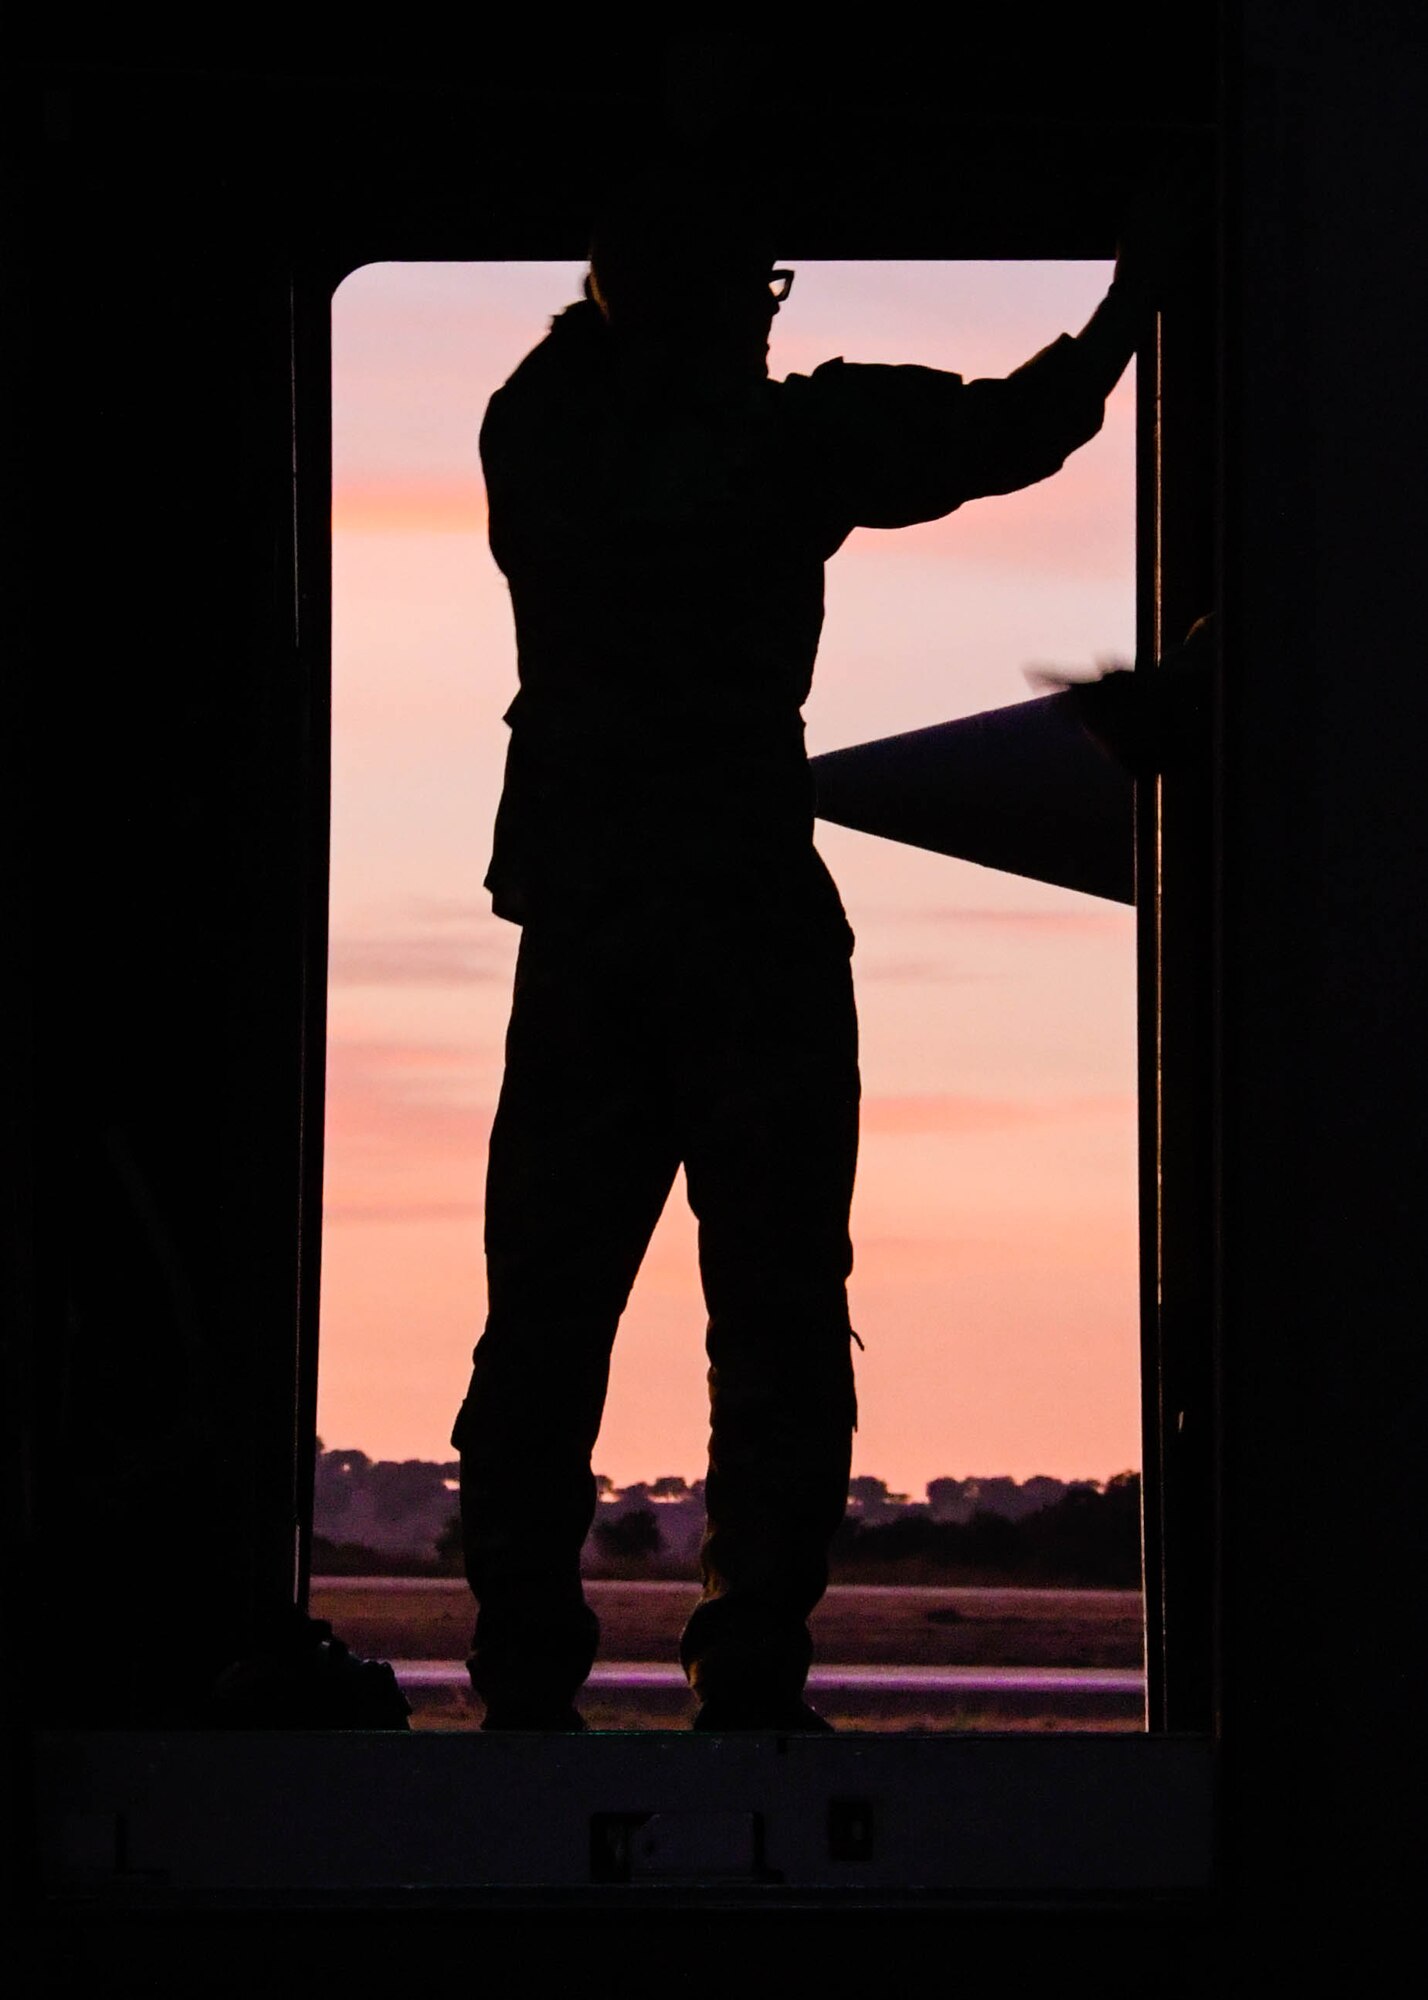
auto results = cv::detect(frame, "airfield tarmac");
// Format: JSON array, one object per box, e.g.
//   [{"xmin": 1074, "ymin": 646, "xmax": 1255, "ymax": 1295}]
[{"xmin": 313, "ymin": 1578, "xmax": 1146, "ymax": 1732}]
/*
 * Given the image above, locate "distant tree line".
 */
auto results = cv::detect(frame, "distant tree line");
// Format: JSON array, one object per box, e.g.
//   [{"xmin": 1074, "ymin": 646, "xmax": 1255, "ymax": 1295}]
[
  {"xmin": 310, "ymin": 1446, "xmax": 1142, "ymax": 1586},
  {"xmin": 311, "ymin": 1446, "xmax": 461, "ymax": 1572},
  {"xmin": 828, "ymin": 1472, "xmax": 1142, "ymax": 1587}
]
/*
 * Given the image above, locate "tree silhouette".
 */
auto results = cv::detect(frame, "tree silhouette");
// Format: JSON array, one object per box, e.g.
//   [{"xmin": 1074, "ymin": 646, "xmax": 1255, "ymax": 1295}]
[
  {"xmin": 306, "ymin": 1448, "xmax": 1141, "ymax": 1583},
  {"xmin": 1021, "ymin": 1471, "xmax": 1141, "ymax": 1585},
  {"xmin": 848, "ymin": 1475, "xmax": 910, "ymax": 1520},
  {"xmin": 593, "ymin": 1507, "xmax": 663, "ymax": 1560}
]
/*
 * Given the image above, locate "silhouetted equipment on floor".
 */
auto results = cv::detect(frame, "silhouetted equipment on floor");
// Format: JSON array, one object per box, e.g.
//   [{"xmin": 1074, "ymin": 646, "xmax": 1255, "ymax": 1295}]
[
  {"xmin": 811, "ymin": 689, "xmax": 1136, "ymax": 903},
  {"xmin": 204, "ymin": 1610, "xmax": 410, "ymax": 1730}
]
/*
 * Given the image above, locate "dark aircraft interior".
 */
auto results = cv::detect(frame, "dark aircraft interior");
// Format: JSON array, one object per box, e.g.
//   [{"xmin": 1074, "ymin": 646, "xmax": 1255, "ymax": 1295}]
[{"xmin": 7, "ymin": 5, "xmax": 1425, "ymax": 1974}]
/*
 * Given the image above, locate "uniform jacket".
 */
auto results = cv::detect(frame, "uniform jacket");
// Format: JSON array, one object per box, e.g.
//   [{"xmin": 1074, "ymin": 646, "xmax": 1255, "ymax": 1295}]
[{"xmin": 479, "ymin": 296, "xmax": 1109, "ymax": 925}]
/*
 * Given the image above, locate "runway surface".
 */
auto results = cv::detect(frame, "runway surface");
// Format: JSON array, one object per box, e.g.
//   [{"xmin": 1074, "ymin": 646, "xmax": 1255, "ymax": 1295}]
[{"xmin": 393, "ymin": 1660, "xmax": 1145, "ymax": 1696}]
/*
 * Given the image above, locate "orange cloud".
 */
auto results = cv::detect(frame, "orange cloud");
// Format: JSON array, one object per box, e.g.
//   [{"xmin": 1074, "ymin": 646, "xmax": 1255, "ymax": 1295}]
[
  {"xmin": 332, "ymin": 482, "xmax": 487, "ymax": 535},
  {"xmin": 331, "ymin": 466, "xmax": 1121, "ymax": 568}
]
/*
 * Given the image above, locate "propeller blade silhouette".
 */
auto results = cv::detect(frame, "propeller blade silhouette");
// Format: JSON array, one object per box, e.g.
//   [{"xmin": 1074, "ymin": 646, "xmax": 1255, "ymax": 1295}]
[{"xmin": 810, "ymin": 690, "xmax": 1135, "ymax": 904}]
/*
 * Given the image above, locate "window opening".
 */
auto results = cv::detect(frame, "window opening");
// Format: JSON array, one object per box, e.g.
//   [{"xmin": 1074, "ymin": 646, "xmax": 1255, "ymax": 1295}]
[{"xmin": 320, "ymin": 260, "xmax": 1141, "ymax": 1733}]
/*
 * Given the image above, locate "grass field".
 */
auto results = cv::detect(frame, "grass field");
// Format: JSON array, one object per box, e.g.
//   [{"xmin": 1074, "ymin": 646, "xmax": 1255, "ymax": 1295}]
[
  {"xmin": 312, "ymin": 1578, "xmax": 1144, "ymax": 1666},
  {"xmin": 312, "ymin": 1579, "xmax": 1146, "ymax": 1733}
]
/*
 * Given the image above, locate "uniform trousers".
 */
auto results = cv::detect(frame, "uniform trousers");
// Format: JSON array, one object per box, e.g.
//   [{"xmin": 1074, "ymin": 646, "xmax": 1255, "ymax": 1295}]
[{"xmin": 450, "ymin": 891, "xmax": 860, "ymax": 1712}]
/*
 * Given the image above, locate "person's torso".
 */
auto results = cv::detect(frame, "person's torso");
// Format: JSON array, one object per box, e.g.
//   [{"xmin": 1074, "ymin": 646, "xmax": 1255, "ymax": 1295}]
[{"xmin": 482, "ymin": 303, "xmax": 850, "ymax": 920}]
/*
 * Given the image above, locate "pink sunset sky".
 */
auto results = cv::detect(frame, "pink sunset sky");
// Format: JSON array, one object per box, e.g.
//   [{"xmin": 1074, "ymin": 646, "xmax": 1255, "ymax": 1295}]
[{"xmin": 319, "ymin": 259, "xmax": 1140, "ymax": 1494}]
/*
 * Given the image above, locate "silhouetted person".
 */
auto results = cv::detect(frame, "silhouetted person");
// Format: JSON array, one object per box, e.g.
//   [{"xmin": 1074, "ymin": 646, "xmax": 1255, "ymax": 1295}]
[{"xmin": 451, "ymin": 167, "xmax": 1152, "ymax": 1730}]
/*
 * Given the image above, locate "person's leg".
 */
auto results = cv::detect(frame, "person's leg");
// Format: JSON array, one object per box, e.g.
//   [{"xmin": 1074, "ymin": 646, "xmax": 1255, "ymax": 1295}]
[
  {"xmin": 451, "ymin": 922, "xmax": 680, "ymax": 1723},
  {"xmin": 677, "ymin": 912, "xmax": 860, "ymax": 1719}
]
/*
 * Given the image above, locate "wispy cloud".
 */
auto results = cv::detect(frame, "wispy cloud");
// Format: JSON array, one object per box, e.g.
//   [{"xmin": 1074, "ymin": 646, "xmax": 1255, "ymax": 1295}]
[
  {"xmin": 400, "ymin": 896, "xmax": 499, "ymax": 923},
  {"xmin": 332, "ymin": 465, "xmax": 1127, "ymax": 574},
  {"xmin": 329, "ymin": 934, "xmax": 508, "ymax": 987},
  {"xmin": 323, "ymin": 1200, "xmax": 484, "ymax": 1225},
  {"xmin": 324, "ymin": 1036, "xmax": 495, "ymax": 1170},
  {"xmin": 882, "ymin": 904, "xmax": 1132, "ymax": 938},
  {"xmin": 853, "ymin": 958, "xmax": 991, "ymax": 984},
  {"xmin": 862, "ymin": 1092, "xmax": 1133, "ymax": 1134},
  {"xmin": 329, "ymin": 897, "xmax": 514, "ymax": 987}
]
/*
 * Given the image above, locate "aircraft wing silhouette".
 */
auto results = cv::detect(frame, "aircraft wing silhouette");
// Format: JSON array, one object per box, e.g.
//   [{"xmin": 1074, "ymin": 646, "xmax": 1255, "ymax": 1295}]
[{"xmin": 810, "ymin": 691, "xmax": 1135, "ymax": 904}]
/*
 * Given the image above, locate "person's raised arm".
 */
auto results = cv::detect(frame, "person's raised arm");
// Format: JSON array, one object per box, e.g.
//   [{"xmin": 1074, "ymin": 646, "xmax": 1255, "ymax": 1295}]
[
  {"xmin": 787, "ymin": 170, "xmax": 1200, "ymax": 534},
  {"xmin": 1069, "ymin": 269, "xmax": 1144, "ymax": 406}
]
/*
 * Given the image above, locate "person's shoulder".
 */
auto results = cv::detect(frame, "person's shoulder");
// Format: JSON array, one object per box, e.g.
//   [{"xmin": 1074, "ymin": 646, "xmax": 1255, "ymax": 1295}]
[
  {"xmin": 491, "ymin": 299, "xmax": 610, "ymax": 404},
  {"xmin": 482, "ymin": 300, "xmax": 610, "ymax": 458}
]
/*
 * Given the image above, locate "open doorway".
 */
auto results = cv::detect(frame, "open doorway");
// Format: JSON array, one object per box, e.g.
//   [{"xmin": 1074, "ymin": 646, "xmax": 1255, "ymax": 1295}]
[{"xmin": 316, "ymin": 260, "xmax": 1141, "ymax": 1730}]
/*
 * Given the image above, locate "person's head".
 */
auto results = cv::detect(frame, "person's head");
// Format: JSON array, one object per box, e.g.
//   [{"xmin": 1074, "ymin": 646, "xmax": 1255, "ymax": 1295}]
[{"xmin": 588, "ymin": 166, "xmax": 788, "ymax": 380}]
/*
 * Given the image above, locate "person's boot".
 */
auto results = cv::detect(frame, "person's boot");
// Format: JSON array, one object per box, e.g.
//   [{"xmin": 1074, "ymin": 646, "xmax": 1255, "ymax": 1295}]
[
  {"xmin": 480, "ymin": 1699, "xmax": 587, "ymax": 1731},
  {"xmin": 692, "ymin": 1693, "xmax": 833, "ymax": 1733}
]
